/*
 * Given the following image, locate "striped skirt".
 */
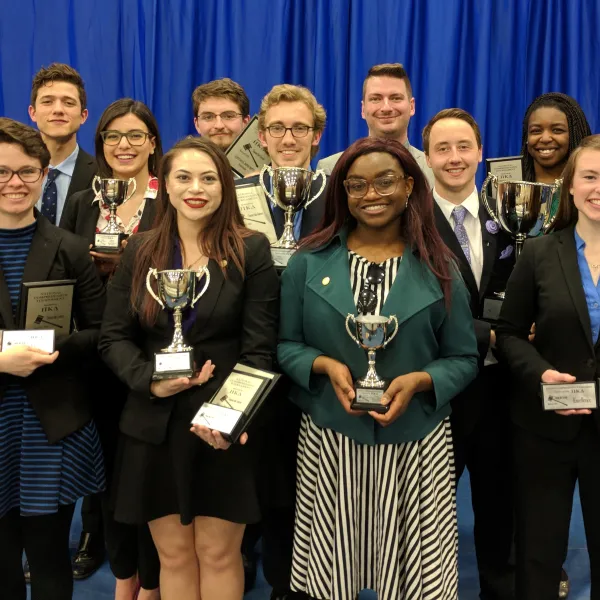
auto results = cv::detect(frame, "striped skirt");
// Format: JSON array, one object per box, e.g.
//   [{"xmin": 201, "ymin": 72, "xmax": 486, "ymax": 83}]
[{"xmin": 291, "ymin": 415, "xmax": 458, "ymax": 600}]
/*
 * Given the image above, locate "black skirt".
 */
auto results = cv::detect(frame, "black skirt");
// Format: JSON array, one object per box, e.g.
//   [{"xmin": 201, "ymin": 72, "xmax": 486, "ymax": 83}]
[{"xmin": 111, "ymin": 391, "xmax": 263, "ymax": 526}]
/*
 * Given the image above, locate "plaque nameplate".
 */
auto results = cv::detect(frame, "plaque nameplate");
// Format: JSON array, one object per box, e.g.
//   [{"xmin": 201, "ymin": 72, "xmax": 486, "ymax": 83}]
[
  {"xmin": 1, "ymin": 329, "xmax": 55, "ymax": 353},
  {"xmin": 271, "ymin": 247, "xmax": 295, "ymax": 268},
  {"xmin": 226, "ymin": 116, "xmax": 271, "ymax": 177},
  {"xmin": 541, "ymin": 381, "xmax": 598, "ymax": 411},
  {"xmin": 354, "ymin": 388, "xmax": 389, "ymax": 413},
  {"xmin": 18, "ymin": 280, "xmax": 75, "ymax": 338},
  {"xmin": 192, "ymin": 362, "xmax": 281, "ymax": 442},
  {"xmin": 153, "ymin": 351, "xmax": 193, "ymax": 379},
  {"xmin": 235, "ymin": 184, "xmax": 278, "ymax": 244},
  {"xmin": 486, "ymin": 156, "xmax": 523, "ymax": 182}
]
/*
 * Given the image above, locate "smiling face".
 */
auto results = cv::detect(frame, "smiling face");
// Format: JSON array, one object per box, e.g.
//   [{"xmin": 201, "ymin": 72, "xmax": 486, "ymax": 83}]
[
  {"xmin": 0, "ymin": 142, "xmax": 45, "ymax": 226},
  {"xmin": 258, "ymin": 101, "xmax": 322, "ymax": 168},
  {"xmin": 165, "ymin": 149, "xmax": 223, "ymax": 228},
  {"xmin": 361, "ymin": 76, "xmax": 415, "ymax": 142},
  {"xmin": 345, "ymin": 152, "xmax": 414, "ymax": 231},
  {"xmin": 425, "ymin": 118, "xmax": 482, "ymax": 202},
  {"xmin": 570, "ymin": 148, "xmax": 600, "ymax": 226},
  {"xmin": 527, "ymin": 106, "xmax": 570, "ymax": 175},
  {"xmin": 28, "ymin": 81, "xmax": 88, "ymax": 144},
  {"xmin": 102, "ymin": 113, "xmax": 156, "ymax": 180}
]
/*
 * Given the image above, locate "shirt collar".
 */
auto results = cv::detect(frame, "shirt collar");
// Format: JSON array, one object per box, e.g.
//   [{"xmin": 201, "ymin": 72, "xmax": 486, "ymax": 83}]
[
  {"xmin": 404, "ymin": 139, "xmax": 412, "ymax": 151},
  {"xmin": 50, "ymin": 144, "xmax": 79, "ymax": 177},
  {"xmin": 433, "ymin": 187, "xmax": 479, "ymax": 222},
  {"xmin": 574, "ymin": 226, "xmax": 586, "ymax": 251}
]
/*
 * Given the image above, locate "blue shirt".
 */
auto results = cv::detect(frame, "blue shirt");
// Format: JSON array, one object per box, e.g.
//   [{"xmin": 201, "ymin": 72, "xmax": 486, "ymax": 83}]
[
  {"xmin": 575, "ymin": 228, "xmax": 600, "ymax": 344},
  {"xmin": 36, "ymin": 144, "xmax": 80, "ymax": 225}
]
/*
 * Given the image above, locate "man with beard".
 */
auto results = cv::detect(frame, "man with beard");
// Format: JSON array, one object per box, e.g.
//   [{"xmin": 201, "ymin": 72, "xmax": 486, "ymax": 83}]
[{"xmin": 317, "ymin": 62, "xmax": 434, "ymax": 187}]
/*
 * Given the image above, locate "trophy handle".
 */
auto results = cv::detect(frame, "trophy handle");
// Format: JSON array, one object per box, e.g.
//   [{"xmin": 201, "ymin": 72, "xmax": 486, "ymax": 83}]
[
  {"xmin": 259, "ymin": 165, "xmax": 275, "ymax": 203},
  {"xmin": 125, "ymin": 177, "xmax": 137, "ymax": 202},
  {"xmin": 480, "ymin": 173, "xmax": 500, "ymax": 223},
  {"xmin": 146, "ymin": 268, "xmax": 164, "ymax": 308},
  {"xmin": 92, "ymin": 175, "xmax": 102, "ymax": 197},
  {"xmin": 382, "ymin": 315, "xmax": 399, "ymax": 348},
  {"xmin": 191, "ymin": 266, "xmax": 211, "ymax": 307},
  {"xmin": 345, "ymin": 314, "xmax": 360, "ymax": 346},
  {"xmin": 304, "ymin": 169, "xmax": 327, "ymax": 209}
]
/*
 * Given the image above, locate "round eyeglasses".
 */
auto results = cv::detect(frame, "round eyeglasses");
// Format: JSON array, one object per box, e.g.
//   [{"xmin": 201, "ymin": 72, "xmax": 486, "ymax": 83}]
[
  {"xmin": 0, "ymin": 166, "xmax": 44, "ymax": 183},
  {"xmin": 344, "ymin": 174, "xmax": 406, "ymax": 199}
]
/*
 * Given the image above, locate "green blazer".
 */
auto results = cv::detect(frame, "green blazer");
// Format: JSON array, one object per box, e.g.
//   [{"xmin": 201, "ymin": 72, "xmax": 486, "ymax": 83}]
[{"xmin": 277, "ymin": 229, "xmax": 479, "ymax": 445}]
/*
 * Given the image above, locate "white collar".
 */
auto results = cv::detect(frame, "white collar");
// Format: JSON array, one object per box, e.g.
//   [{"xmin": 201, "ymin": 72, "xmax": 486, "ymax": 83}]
[{"xmin": 433, "ymin": 187, "xmax": 479, "ymax": 222}]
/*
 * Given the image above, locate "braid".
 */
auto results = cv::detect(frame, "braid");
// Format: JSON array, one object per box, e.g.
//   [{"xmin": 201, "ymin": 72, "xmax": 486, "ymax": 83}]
[{"xmin": 520, "ymin": 92, "xmax": 591, "ymax": 181}]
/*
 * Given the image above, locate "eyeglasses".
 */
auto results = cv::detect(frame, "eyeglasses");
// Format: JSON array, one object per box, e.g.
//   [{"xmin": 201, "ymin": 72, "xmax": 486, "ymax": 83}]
[
  {"xmin": 265, "ymin": 125, "xmax": 314, "ymax": 138},
  {"xmin": 100, "ymin": 130, "xmax": 153, "ymax": 146},
  {"xmin": 196, "ymin": 111, "xmax": 242, "ymax": 123},
  {"xmin": 344, "ymin": 174, "xmax": 405, "ymax": 199},
  {"xmin": 357, "ymin": 263, "xmax": 385, "ymax": 314},
  {"xmin": 0, "ymin": 166, "xmax": 44, "ymax": 183}
]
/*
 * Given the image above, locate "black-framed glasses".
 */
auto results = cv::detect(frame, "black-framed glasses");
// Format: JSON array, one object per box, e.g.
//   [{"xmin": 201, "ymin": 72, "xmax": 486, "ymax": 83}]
[
  {"xmin": 100, "ymin": 130, "xmax": 153, "ymax": 146},
  {"xmin": 196, "ymin": 111, "xmax": 243, "ymax": 123},
  {"xmin": 344, "ymin": 174, "xmax": 406, "ymax": 199},
  {"xmin": 265, "ymin": 124, "xmax": 314, "ymax": 138},
  {"xmin": 0, "ymin": 166, "xmax": 44, "ymax": 183},
  {"xmin": 357, "ymin": 264, "xmax": 385, "ymax": 314}
]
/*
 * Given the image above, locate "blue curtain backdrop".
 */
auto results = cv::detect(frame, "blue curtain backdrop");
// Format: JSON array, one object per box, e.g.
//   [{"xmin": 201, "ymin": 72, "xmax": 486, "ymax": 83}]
[{"xmin": 0, "ymin": 0, "xmax": 598, "ymax": 177}]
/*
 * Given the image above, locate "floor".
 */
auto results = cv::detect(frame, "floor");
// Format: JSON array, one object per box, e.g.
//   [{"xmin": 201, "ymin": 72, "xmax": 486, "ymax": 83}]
[{"xmin": 27, "ymin": 475, "xmax": 591, "ymax": 599}]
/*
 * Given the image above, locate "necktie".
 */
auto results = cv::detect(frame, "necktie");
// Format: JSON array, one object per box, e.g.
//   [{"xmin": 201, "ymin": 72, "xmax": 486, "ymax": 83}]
[
  {"xmin": 41, "ymin": 168, "xmax": 60, "ymax": 225},
  {"xmin": 452, "ymin": 205, "xmax": 471, "ymax": 265}
]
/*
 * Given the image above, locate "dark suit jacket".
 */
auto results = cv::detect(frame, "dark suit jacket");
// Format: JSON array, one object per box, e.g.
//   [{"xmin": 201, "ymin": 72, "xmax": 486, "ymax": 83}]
[
  {"xmin": 59, "ymin": 187, "xmax": 156, "ymax": 243},
  {"xmin": 433, "ymin": 192, "xmax": 515, "ymax": 435},
  {"xmin": 496, "ymin": 226, "xmax": 600, "ymax": 441},
  {"xmin": 98, "ymin": 233, "xmax": 280, "ymax": 445},
  {"xmin": 0, "ymin": 213, "xmax": 105, "ymax": 443},
  {"xmin": 64, "ymin": 148, "xmax": 96, "ymax": 214},
  {"xmin": 235, "ymin": 173, "xmax": 327, "ymax": 240}
]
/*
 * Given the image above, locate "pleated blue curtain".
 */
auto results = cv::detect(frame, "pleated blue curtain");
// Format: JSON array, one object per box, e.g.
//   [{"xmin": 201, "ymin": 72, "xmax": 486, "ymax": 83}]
[{"xmin": 0, "ymin": 0, "xmax": 597, "ymax": 179}]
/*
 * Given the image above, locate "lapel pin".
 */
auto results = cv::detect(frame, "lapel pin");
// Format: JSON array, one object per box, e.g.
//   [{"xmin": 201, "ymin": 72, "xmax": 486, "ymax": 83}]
[
  {"xmin": 220, "ymin": 259, "xmax": 228, "ymax": 268},
  {"xmin": 322, "ymin": 276, "xmax": 331, "ymax": 286}
]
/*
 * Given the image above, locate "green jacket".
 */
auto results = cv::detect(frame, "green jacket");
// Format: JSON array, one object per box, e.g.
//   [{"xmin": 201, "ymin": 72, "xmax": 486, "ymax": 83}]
[{"xmin": 277, "ymin": 229, "xmax": 479, "ymax": 445}]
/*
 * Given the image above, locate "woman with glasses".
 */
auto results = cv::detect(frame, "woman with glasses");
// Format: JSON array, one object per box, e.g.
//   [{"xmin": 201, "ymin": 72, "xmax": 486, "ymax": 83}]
[
  {"xmin": 61, "ymin": 99, "xmax": 163, "ymax": 600},
  {"xmin": 278, "ymin": 137, "xmax": 479, "ymax": 600},
  {"xmin": 0, "ymin": 118, "xmax": 106, "ymax": 600}
]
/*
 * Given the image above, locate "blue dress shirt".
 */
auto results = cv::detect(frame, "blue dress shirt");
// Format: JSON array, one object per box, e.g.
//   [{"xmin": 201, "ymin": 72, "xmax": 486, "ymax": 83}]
[{"xmin": 575, "ymin": 228, "xmax": 600, "ymax": 344}]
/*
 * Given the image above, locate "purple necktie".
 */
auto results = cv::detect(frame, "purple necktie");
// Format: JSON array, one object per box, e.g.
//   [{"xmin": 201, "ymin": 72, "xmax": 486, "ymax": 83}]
[{"xmin": 453, "ymin": 206, "xmax": 471, "ymax": 265}]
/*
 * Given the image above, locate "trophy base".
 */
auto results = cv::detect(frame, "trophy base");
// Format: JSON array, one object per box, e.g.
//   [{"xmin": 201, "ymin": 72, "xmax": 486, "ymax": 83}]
[
  {"xmin": 93, "ymin": 232, "xmax": 128, "ymax": 254},
  {"xmin": 482, "ymin": 294, "xmax": 504, "ymax": 323},
  {"xmin": 271, "ymin": 246, "xmax": 296, "ymax": 268},
  {"xmin": 351, "ymin": 386, "xmax": 390, "ymax": 414},
  {"xmin": 152, "ymin": 350, "xmax": 194, "ymax": 380}
]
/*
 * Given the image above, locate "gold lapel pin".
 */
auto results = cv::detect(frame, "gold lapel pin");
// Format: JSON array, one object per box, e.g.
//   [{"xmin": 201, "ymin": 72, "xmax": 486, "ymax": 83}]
[
  {"xmin": 322, "ymin": 276, "xmax": 331, "ymax": 286},
  {"xmin": 220, "ymin": 259, "xmax": 228, "ymax": 268}
]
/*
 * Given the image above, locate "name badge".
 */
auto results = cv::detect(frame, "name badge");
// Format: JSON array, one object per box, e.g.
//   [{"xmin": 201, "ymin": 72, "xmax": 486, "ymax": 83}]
[
  {"xmin": 541, "ymin": 381, "xmax": 598, "ymax": 411},
  {"xmin": 1, "ymin": 329, "xmax": 55, "ymax": 353}
]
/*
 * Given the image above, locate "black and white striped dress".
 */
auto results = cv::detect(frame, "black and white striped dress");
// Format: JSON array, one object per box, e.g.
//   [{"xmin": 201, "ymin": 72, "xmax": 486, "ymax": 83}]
[{"xmin": 290, "ymin": 251, "xmax": 458, "ymax": 600}]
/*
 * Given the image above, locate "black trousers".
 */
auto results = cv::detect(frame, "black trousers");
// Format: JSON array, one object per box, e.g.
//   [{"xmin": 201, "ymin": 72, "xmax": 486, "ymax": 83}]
[
  {"xmin": 81, "ymin": 492, "xmax": 104, "ymax": 536},
  {"xmin": 0, "ymin": 504, "xmax": 75, "ymax": 600},
  {"xmin": 513, "ymin": 418, "xmax": 600, "ymax": 600},
  {"xmin": 453, "ymin": 368, "xmax": 516, "ymax": 600}
]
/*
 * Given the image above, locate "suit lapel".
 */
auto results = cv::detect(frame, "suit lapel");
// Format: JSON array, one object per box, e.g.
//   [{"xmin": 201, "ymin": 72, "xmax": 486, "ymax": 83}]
[
  {"xmin": 0, "ymin": 268, "xmax": 16, "ymax": 329},
  {"xmin": 478, "ymin": 206, "xmax": 497, "ymax": 298},
  {"xmin": 187, "ymin": 259, "xmax": 225, "ymax": 337},
  {"xmin": 66, "ymin": 149, "xmax": 96, "ymax": 199},
  {"xmin": 557, "ymin": 227, "xmax": 595, "ymax": 353},
  {"xmin": 22, "ymin": 216, "xmax": 60, "ymax": 284}
]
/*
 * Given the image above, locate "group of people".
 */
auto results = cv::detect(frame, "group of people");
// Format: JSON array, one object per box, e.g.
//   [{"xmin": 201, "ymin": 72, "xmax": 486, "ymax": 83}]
[{"xmin": 0, "ymin": 59, "xmax": 597, "ymax": 600}]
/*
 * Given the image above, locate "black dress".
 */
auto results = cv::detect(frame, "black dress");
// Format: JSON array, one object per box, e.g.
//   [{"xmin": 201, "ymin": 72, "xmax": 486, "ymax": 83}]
[{"xmin": 99, "ymin": 232, "xmax": 280, "ymax": 525}]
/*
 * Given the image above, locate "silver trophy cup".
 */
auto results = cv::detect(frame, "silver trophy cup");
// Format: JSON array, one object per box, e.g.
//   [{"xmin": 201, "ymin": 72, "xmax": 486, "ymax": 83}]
[
  {"xmin": 345, "ymin": 314, "xmax": 399, "ymax": 412},
  {"xmin": 92, "ymin": 176, "xmax": 137, "ymax": 252},
  {"xmin": 260, "ymin": 166, "xmax": 326, "ymax": 266},
  {"xmin": 146, "ymin": 267, "xmax": 210, "ymax": 379},
  {"xmin": 481, "ymin": 174, "xmax": 562, "ymax": 258}
]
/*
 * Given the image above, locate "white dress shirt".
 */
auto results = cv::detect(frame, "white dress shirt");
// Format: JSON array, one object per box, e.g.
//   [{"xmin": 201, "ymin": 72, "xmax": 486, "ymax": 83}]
[{"xmin": 433, "ymin": 187, "xmax": 483, "ymax": 289}]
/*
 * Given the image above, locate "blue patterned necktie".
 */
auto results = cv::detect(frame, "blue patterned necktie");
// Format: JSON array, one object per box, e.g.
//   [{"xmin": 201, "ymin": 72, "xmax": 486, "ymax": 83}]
[
  {"xmin": 41, "ymin": 168, "xmax": 60, "ymax": 224},
  {"xmin": 452, "ymin": 205, "xmax": 471, "ymax": 265}
]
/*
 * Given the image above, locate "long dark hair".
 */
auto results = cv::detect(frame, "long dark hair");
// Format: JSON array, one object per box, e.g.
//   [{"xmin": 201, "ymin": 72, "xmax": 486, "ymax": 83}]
[
  {"xmin": 94, "ymin": 98, "xmax": 163, "ymax": 177},
  {"xmin": 303, "ymin": 137, "xmax": 455, "ymax": 305},
  {"xmin": 130, "ymin": 137, "xmax": 253, "ymax": 325},
  {"xmin": 550, "ymin": 135, "xmax": 600, "ymax": 232},
  {"xmin": 521, "ymin": 92, "xmax": 591, "ymax": 182}
]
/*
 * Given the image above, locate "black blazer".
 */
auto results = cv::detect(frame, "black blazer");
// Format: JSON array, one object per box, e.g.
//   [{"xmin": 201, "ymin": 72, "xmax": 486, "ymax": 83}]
[
  {"xmin": 59, "ymin": 187, "xmax": 156, "ymax": 243},
  {"xmin": 0, "ymin": 214, "xmax": 105, "ymax": 443},
  {"xmin": 433, "ymin": 193, "xmax": 515, "ymax": 435},
  {"xmin": 98, "ymin": 233, "xmax": 280, "ymax": 445},
  {"xmin": 496, "ymin": 226, "xmax": 600, "ymax": 441},
  {"xmin": 236, "ymin": 174, "xmax": 327, "ymax": 240},
  {"xmin": 64, "ymin": 148, "xmax": 96, "ymax": 212}
]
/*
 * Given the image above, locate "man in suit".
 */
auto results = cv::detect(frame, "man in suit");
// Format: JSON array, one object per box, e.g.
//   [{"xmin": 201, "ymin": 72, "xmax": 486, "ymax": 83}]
[
  {"xmin": 316, "ymin": 63, "xmax": 434, "ymax": 187},
  {"xmin": 423, "ymin": 108, "xmax": 516, "ymax": 600},
  {"xmin": 28, "ymin": 63, "xmax": 96, "ymax": 226},
  {"xmin": 192, "ymin": 78, "xmax": 251, "ymax": 151},
  {"xmin": 236, "ymin": 84, "xmax": 327, "ymax": 600},
  {"xmin": 27, "ymin": 63, "xmax": 101, "ymax": 580}
]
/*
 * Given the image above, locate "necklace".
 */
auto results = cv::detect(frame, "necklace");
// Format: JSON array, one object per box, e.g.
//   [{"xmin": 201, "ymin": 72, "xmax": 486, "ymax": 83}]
[
  {"xmin": 185, "ymin": 255, "xmax": 205, "ymax": 270},
  {"xmin": 590, "ymin": 263, "xmax": 600, "ymax": 270}
]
